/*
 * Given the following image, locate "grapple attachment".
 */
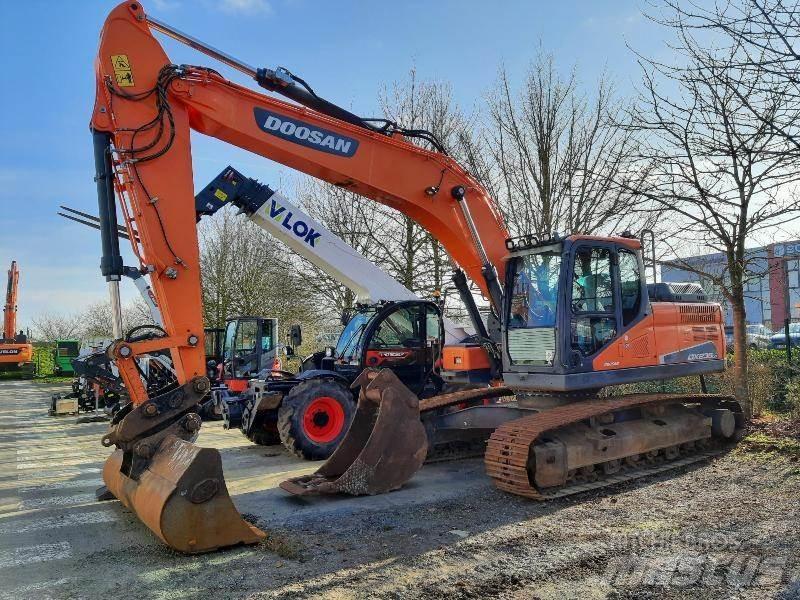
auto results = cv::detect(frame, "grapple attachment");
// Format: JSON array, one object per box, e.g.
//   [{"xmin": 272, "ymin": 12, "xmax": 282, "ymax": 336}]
[
  {"xmin": 101, "ymin": 377, "xmax": 265, "ymax": 553},
  {"xmin": 280, "ymin": 369, "xmax": 428, "ymax": 496}
]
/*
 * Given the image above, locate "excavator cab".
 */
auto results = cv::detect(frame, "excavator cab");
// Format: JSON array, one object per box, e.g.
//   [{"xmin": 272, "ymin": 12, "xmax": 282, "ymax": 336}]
[{"xmin": 501, "ymin": 234, "xmax": 725, "ymax": 391}]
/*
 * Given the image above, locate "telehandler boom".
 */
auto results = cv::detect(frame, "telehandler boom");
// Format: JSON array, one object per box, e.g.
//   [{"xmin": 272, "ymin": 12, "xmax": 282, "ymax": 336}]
[{"xmin": 89, "ymin": 2, "xmax": 743, "ymax": 553}]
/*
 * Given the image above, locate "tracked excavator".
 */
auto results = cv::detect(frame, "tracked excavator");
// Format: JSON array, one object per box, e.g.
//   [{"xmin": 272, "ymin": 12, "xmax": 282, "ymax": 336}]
[
  {"xmin": 89, "ymin": 2, "xmax": 743, "ymax": 553},
  {"xmin": 1, "ymin": 261, "xmax": 35, "ymax": 378}
]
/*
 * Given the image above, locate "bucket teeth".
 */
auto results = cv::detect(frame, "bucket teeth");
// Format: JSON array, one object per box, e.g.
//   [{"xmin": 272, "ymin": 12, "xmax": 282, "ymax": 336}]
[{"xmin": 280, "ymin": 369, "xmax": 428, "ymax": 496}]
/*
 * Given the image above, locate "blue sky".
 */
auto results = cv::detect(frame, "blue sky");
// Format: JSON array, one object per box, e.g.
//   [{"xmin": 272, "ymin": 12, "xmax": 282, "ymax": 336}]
[{"xmin": 1, "ymin": 0, "xmax": 660, "ymax": 328}]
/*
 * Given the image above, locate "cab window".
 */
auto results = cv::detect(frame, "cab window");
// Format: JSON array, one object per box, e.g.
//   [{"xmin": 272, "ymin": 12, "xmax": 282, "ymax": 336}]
[
  {"xmin": 235, "ymin": 320, "xmax": 258, "ymax": 354},
  {"xmin": 223, "ymin": 321, "xmax": 237, "ymax": 361},
  {"xmin": 508, "ymin": 251, "xmax": 560, "ymax": 329},
  {"xmin": 571, "ymin": 248, "xmax": 614, "ymax": 313},
  {"xmin": 335, "ymin": 308, "xmax": 375, "ymax": 363},
  {"xmin": 261, "ymin": 320, "xmax": 274, "ymax": 352},
  {"xmin": 370, "ymin": 306, "xmax": 423, "ymax": 349},
  {"xmin": 425, "ymin": 304, "xmax": 442, "ymax": 362},
  {"xmin": 618, "ymin": 249, "xmax": 642, "ymax": 326},
  {"xmin": 233, "ymin": 320, "xmax": 259, "ymax": 377}
]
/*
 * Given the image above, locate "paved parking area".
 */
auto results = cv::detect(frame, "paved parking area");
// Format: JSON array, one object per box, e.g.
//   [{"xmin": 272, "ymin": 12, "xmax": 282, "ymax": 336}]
[
  {"xmin": 0, "ymin": 381, "xmax": 492, "ymax": 599},
  {"xmin": 1, "ymin": 381, "xmax": 798, "ymax": 599}
]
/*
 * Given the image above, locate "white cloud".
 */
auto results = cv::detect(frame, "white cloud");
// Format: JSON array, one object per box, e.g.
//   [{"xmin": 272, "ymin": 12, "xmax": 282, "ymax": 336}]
[{"xmin": 218, "ymin": 0, "xmax": 271, "ymax": 15}]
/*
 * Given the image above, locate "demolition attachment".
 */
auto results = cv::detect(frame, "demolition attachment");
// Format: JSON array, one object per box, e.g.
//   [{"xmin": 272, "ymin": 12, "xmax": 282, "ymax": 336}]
[
  {"xmin": 280, "ymin": 369, "xmax": 428, "ymax": 496},
  {"xmin": 100, "ymin": 375, "xmax": 265, "ymax": 553}
]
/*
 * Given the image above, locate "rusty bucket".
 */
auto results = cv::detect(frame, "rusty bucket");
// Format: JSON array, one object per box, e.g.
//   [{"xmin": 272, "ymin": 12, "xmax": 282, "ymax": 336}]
[
  {"xmin": 279, "ymin": 369, "xmax": 428, "ymax": 496},
  {"xmin": 103, "ymin": 435, "xmax": 265, "ymax": 553}
]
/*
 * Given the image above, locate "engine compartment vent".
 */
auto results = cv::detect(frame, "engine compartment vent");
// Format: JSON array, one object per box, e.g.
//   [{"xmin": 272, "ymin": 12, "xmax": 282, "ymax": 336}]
[{"xmin": 678, "ymin": 304, "xmax": 720, "ymax": 324}]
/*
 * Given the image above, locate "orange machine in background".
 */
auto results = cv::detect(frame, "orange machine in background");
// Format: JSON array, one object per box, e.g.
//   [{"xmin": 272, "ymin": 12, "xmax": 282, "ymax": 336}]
[{"xmin": 1, "ymin": 261, "xmax": 35, "ymax": 378}]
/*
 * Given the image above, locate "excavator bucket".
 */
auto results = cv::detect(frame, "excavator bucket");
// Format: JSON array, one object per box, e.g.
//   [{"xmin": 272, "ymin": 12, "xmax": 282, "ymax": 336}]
[
  {"xmin": 99, "ymin": 377, "xmax": 266, "ymax": 553},
  {"xmin": 280, "ymin": 369, "xmax": 428, "ymax": 496},
  {"xmin": 103, "ymin": 434, "xmax": 265, "ymax": 553}
]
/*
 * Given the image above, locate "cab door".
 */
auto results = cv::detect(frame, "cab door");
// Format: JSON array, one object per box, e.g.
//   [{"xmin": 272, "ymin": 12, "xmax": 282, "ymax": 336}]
[
  {"xmin": 566, "ymin": 244, "xmax": 618, "ymax": 369},
  {"xmin": 227, "ymin": 318, "xmax": 261, "ymax": 379}
]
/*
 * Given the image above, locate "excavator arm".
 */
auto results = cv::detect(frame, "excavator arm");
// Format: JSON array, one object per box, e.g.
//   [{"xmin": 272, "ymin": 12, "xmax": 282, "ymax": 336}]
[
  {"xmin": 90, "ymin": 1, "xmax": 507, "ymax": 554},
  {"xmin": 91, "ymin": 2, "xmax": 507, "ymax": 407}
]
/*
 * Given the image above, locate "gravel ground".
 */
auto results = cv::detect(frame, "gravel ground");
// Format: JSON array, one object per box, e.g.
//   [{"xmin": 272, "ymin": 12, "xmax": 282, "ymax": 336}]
[{"xmin": 0, "ymin": 381, "xmax": 797, "ymax": 599}]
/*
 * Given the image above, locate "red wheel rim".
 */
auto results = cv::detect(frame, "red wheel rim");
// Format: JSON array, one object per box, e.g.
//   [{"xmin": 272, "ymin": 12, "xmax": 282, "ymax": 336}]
[{"xmin": 302, "ymin": 396, "xmax": 346, "ymax": 443}]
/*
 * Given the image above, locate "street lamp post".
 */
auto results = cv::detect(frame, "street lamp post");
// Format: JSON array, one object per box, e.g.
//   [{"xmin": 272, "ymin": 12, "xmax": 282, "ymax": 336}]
[{"xmin": 783, "ymin": 260, "xmax": 792, "ymax": 361}]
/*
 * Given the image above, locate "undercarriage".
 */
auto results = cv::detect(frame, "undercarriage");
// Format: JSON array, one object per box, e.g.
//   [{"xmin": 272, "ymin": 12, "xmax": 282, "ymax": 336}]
[{"xmin": 396, "ymin": 385, "xmax": 742, "ymax": 500}]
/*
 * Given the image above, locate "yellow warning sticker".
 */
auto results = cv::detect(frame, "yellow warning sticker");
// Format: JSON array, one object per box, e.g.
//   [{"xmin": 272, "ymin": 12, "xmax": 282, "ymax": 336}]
[
  {"xmin": 111, "ymin": 54, "xmax": 134, "ymax": 87},
  {"xmin": 214, "ymin": 189, "xmax": 228, "ymax": 202}
]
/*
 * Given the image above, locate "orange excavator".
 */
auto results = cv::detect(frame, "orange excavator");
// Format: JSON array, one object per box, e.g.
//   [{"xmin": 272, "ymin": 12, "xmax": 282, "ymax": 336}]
[
  {"xmin": 89, "ymin": 2, "xmax": 743, "ymax": 553},
  {"xmin": 1, "ymin": 261, "xmax": 34, "ymax": 378}
]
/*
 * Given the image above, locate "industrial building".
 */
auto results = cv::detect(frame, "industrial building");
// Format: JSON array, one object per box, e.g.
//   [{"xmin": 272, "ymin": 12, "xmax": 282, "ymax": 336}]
[{"xmin": 661, "ymin": 240, "xmax": 800, "ymax": 328}]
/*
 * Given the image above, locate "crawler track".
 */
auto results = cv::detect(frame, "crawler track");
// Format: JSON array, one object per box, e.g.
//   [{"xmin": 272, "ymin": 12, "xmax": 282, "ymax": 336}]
[{"xmin": 484, "ymin": 393, "xmax": 742, "ymax": 500}]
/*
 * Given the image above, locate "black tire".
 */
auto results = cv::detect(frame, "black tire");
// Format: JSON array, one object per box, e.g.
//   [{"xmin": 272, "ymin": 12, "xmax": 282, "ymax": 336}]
[
  {"xmin": 277, "ymin": 378, "xmax": 355, "ymax": 460},
  {"xmin": 198, "ymin": 398, "xmax": 223, "ymax": 421},
  {"xmin": 240, "ymin": 392, "xmax": 280, "ymax": 446},
  {"xmin": 248, "ymin": 428, "xmax": 281, "ymax": 446}
]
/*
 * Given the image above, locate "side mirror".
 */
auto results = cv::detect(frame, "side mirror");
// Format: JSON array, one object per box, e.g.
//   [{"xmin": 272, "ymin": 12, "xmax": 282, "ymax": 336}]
[{"xmin": 289, "ymin": 324, "xmax": 302, "ymax": 348}]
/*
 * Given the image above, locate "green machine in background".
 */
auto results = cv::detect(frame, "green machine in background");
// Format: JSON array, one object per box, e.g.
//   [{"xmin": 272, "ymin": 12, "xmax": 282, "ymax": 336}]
[{"xmin": 52, "ymin": 340, "xmax": 80, "ymax": 376}]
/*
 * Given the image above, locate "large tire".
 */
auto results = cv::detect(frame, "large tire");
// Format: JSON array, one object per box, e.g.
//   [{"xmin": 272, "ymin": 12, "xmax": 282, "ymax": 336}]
[
  {"xmin": 248, "ymin": 428, "xmax": 281, "ymax": 446},
  {"xmin": 278, "ymin": 379, "xmax": 355, "ymax": 460},
  {"xmin": 240, "ymin": 391, "xmax": 281, "ymax": 446}
]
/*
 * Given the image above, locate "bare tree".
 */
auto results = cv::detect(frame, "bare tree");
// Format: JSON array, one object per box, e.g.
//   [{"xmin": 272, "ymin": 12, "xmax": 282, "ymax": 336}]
[
  {"xmin": 30, "ymin": 312, "xmax": 82, "ymax": 341},
  {"xmin": 479, "ymin": 52, "xmax": 650, "ymax": 238},
  {"xmin": 198, "ymin": 206, "xmax": 322, "ymax": 336},
  {"xmin": 80, "ymin": 300, "xmax": 155, "ymax": 339},
  {"xmin": 629, "ymin": 4, "xmax": 800, "ymax": 415},
  {"xmin": 651, "ymin": 0, "xmax": 800, "ymax": 156}
]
